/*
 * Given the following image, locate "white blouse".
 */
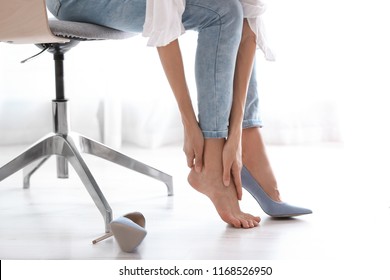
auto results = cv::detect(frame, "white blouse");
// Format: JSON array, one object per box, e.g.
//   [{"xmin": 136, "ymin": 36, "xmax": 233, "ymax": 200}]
[{"xmin": 142, "ymin": 0, "xmax": 274, "ymax": 61}]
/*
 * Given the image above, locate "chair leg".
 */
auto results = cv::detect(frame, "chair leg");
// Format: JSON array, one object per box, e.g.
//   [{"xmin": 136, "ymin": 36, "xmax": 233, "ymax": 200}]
[
  {"xmin": 0, "ymin": 134, "xmax": 56, "ymax": 184},
  {"xmin": 56, "ymin": 156, "xmax": 69, "ymax": 179},
  {"xmin": 23, "ymin": 156, "xmax": 50, "ymax": 189},
  {"xmin": 0, "ymin": 133, "xmax": 113, "ymax": 232},
  {"xmin": 58, "ymin": 135, "xmax": 113, "ymax": 232},
  {"xmin": 75, "ymin": 133, "xmax": 174, "ymax": 196}
]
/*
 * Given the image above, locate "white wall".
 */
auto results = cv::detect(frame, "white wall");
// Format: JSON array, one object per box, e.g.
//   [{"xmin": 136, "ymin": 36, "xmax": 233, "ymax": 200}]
[{"xmin": 1, "ymin": 0, "xmax": 390, "ymax": 149}]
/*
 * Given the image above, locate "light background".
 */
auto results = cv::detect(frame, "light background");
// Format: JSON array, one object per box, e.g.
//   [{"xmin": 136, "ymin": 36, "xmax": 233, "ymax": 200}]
[
  {"xmin": 3, "ymin": 0, "xmax": 389, "ymax": 150},
  {"xmin": 1, "ymin": 1, "xmax": 390, "ymax": 275}
]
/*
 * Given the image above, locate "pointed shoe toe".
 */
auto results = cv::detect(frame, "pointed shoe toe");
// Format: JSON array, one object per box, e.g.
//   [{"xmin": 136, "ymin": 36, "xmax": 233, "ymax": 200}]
[{"xmin": 241, "ymin": 166, "xmax": 312, "ymax": 217}]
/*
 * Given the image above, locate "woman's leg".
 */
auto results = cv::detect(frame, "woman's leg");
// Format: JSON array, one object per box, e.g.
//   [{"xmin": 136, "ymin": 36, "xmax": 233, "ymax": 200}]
[
  {"xmin": 183, "ymin": 0, "xmax": 260, "ymax": 227},
  {"xmin": 208, "ymin": 9, "xmax": 312, "ymax": 216},
  {"xmin": 46, "ymin": 0, "xmax": 147, "ymax": 32},
  {"xmin": 241, "ymin": 56, "xmax": 281, "ymax": 202},
  {"xmin": 183, "ymin": 0, "xmax": 244, "ymax": 138}
]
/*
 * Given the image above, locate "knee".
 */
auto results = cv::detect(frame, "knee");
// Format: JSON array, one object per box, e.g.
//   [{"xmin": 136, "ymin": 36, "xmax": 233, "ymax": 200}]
[
  {"xmin": 220, "ymin": 0, "xmax": 244, "ymax": 28},
  {"xmin": 203, "ymin": 0, "xmax": 243, "ymax": 28},
  {"xmin": 186, "ymin": 0, "xmax": 243, "ymax": 33}
]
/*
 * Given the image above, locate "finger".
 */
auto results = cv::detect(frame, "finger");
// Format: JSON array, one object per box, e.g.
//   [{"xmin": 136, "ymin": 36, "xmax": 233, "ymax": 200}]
[
  {"xmin": 222, "ymin": 160, "xmax": 231, "ymax": 187},
  {"xmin": 185, "ymin": 151, "xmax": 194, "ymax": 168},
  {"xmin": 194, "ymin": 149, "xmax": 203, "ymax": 173}
]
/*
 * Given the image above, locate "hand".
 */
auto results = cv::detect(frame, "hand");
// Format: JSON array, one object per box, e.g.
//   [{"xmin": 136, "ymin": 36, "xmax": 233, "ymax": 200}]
[
  {"xmin": 222, "ymin": 133, "xmax": 243, "ymax": 200},
  {"xmin": 183, "ymin": 123, "xmax": 204, "ymax": 172}
]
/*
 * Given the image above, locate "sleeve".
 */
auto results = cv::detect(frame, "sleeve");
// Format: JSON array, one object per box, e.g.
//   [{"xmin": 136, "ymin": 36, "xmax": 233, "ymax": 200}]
[
  {"xmin": 240, "ymin": 0, "xmax": 275, "ymax": 61},
  {"xmin": 142, "ymin": 0, "xmax": 186, "ymax": 47}
]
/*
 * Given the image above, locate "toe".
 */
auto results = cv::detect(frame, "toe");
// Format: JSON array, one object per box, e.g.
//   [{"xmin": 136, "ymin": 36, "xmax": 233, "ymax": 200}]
[
  {"xmin": 221, "ymin": 213, "xmax": 241, "ymax": 228},
  {"xmin": 231, "ymin": 219, "xmax": 242, "ymax": 228},
  {"xmin": 244, "ymin": 214, "xmax": 261, "ymax": 227},
  {"xmin": 239, "ymin": 218, "xmax": 250, "ymax": 229},
  {"xmin": 251, "ymin": 215, "xmax": 261, "ymax": 223}
]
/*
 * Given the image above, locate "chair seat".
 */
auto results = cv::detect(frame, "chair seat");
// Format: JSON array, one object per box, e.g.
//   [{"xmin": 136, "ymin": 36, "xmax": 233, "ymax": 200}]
[{"xmin": 48, "ymin": 19, "xmax": 135, "ymax": 41}]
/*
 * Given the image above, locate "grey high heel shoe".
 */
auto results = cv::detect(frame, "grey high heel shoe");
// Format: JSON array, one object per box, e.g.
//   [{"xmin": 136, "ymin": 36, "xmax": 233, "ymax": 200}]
[
  {"xmin": 92, "ymin": 212, "xmax": 147, "ymax": 252},
  {"xmin": 241, "ymin": 166, "xmax": 312, "ymax": 217}
]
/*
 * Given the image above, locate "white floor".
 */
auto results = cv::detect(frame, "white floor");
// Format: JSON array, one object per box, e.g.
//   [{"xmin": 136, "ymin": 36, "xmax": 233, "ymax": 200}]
[{"xmin": 0, "ymin": 143, "xmax": 389, "ymax": 261}]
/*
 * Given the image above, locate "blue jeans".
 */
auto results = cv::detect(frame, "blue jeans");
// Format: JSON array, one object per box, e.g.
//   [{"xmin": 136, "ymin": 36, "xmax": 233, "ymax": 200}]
[{"xmin": 47, "ymin": 0, "xmax": 263, "ymax": 138}]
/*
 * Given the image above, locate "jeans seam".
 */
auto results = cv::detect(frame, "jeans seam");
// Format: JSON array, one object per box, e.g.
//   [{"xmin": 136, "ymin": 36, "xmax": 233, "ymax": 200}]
[{"xmin": 186, "ymin": 3, "xmax": 223, "ymax": 133}]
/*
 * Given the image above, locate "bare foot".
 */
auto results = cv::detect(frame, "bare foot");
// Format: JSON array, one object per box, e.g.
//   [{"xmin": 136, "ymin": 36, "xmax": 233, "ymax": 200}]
[
  {"xmin": 188, "ymin": 168, "xmax": 260, "ymax": 228},
  {"xmin": 187, "ymin": 139, "xmax": 260, "ymax": 228}
]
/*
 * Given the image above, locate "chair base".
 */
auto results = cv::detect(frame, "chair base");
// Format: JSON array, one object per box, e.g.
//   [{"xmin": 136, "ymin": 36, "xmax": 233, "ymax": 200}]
[{"xmin": 0, "ymin": 100, "xmax": 173, "ymax": 233}]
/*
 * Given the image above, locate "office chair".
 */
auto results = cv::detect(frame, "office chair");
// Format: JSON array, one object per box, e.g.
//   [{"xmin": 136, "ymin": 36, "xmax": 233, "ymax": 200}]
[{"xmin": 0, "ymin": 0, "xmax": 174, "ymax": 233}]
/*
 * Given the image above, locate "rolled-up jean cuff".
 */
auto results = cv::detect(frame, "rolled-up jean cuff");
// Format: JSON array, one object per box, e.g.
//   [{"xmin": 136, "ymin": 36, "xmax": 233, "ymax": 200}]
[
  {"xmin": 203, "ymin": 130, "xmax": 229, "ymax": 139},
  {"xmin": 242, "ymin": 119, "xmax": 263, "ymax": 129}
]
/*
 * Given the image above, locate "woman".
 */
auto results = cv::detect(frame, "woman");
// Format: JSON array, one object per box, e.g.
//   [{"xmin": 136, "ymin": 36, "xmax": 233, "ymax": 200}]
[{"xmin": 47, "ymin": 0, "xmax": 312, "ymax": 228}]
